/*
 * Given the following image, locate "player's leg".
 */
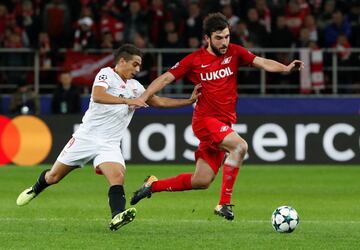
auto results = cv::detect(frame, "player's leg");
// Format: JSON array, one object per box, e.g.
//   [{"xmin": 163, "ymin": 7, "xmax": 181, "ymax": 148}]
[
  {"xmin": 150, "ymin": 157, "xmax": 216, "ymax": 191},
  {"xmin": 130, "ymin": 172, "xmax": 193, "ymax": 205},
  {"xmin": 215, "ymin": 131, "xmax": 248, "ymax": 220},
  {"xmin": 190, "ymin": 158, "xmax": 216, "ymax": 189},
  {"xmin": 16, "ymin": 161, "xmax": 77, "ymax": 206},
  {"xmin": 17, "ymin": 136, "xmax": 95, "ymax": 206},
  {"xmin": 98, "ymin": 162, "xmax": 127, "ymax": 218},
  {"xmin": 97, "ymin": 162, "xmax": 136, "ymax": 231},
  {"xmin": 130, "ymin": 158, "xmax": 217, "ymax": 205},
  {"xmin": 130, "ymin": 135, "xmax": 223, "ymax": 206}
]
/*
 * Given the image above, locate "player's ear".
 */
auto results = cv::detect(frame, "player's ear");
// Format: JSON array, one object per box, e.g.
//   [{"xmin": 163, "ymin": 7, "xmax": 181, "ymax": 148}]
[
  {"xmin": 204, "ymin": 35, "xmax": 210, "ymax": 46},
  {"xmin": 117, "ymin": 57, "xmax": 127, "ymax": 66}
]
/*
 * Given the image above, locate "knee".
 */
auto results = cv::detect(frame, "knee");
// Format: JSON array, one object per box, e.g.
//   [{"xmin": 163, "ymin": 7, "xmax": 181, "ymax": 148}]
[
  {"xmin": 234, "ymin": 139, "xmax": 248, "ymax": 159},
  {"xmin": 191, "ymin": 175, "xmax": 213, "ymax": 189},
  {"xmin": 110, "ymin": 171, "xmax": 125, "ymax": 185}
]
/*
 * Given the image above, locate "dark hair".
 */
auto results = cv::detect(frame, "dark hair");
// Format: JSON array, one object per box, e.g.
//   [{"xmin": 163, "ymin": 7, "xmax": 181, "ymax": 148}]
[
  {"xmin": 114, "ymin": 44, "xmax": 142, "ymax": 63},
  {"xmin": 203, "ymin": 12, "xmax": 229, "ymax": 37}
]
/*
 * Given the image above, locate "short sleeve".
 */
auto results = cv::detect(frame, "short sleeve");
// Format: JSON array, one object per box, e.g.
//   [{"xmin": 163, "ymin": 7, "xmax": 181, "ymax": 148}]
[
  {"xmin": 136, "ymin": 81, "xmax": 146, "ymax": 97},
  {"xmin": 168, "ymin": 53, "xmax": 194, "ymax": 80},
  {"xmin": 128, "ymin": 79, "xmax": 146, "ymax": 98},
  {"xmin": 234, "ymin": 44, "xmax": 256, "ymax": 66},
  {"xmin": 93, "ymin": 69, "xmax": 111, "ymax": 89}
]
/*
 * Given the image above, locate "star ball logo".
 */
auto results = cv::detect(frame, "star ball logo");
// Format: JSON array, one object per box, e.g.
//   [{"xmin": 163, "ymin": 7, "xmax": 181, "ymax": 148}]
[{"xmin": 0, "ymin": 115, "xmax": 52, "ymax": 166}]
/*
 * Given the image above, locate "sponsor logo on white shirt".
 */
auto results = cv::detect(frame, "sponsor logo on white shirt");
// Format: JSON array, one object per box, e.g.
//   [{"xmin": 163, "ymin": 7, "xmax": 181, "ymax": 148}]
[{"xmin": 99, "ymin": 75, "xmax": 107, "ymax": 80}]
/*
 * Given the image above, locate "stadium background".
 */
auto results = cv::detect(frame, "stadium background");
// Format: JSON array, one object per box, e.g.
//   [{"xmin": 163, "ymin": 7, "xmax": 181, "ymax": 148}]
[
  {"xmin": 0, "ymin": 0, "xmax": 360, "ymax": 249},
  {"xmin": 0, "ymin": 0, "xmax": 359, "ymax": 165},
  {"xmin": 0, "ymin": 1, "xmax": 359, "ymax": 249}
]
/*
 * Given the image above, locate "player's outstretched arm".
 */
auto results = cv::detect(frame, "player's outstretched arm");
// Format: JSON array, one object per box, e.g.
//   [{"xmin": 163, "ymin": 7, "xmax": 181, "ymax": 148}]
[
  {"xmin": 252, "ymin": 57, "xmax": 304, "ymax": 73},
  {"xmin": 146, "ymin": 84, "xmax": 201, "ymax": 108},
  {"xmin": 141, "ymin": 72, "xmax": 176, "ymax": 101},
  {"xmin": 92, "ymin": 86, "xmax": 148, "ymax": 107}
]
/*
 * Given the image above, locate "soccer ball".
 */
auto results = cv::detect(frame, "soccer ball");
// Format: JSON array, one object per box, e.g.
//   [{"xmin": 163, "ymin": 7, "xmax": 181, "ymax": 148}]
[{"xmin": 271, "ymin": 206, "xmax": 299, "ymax": 233}]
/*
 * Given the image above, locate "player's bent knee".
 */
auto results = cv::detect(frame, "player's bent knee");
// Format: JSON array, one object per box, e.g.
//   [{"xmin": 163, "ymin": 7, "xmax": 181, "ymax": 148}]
[
  {"xmin": 191, "ymin": 176, "xmax": 213, "ymax": 189},
  {"xmin": 240, "ymin": 140, "xmax": 248, "ymax": 157},
  {"xmin": 193, "ymin": 182, "xmax": 210, "ymax": 189},
  {"xmin": 234, "ymin": 139, "xmax": 248, "ymax": 159},
  {"xmin": 108, "ymin": 172, "xmax": 124, "ymax": 185},
  {"xmin": 110, "ymin": 170, "xmax": 123, "ymax": 178}
]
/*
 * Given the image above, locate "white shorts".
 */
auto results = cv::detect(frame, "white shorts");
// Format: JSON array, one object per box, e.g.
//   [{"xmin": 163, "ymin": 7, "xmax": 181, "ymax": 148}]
[{"xmin": 57, "ymin": 137, "xmax": 125, "ymax": 169}]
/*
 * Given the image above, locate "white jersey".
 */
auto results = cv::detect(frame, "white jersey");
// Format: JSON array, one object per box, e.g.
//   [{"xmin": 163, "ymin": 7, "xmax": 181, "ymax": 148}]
[{"xmin": 73, "ymin": 67, "xmax": 145, "ymax": 144}]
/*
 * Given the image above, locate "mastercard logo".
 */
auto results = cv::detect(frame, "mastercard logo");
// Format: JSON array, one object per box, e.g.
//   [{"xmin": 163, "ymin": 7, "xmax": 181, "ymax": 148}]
[{"xmin": 0, "ymin": 115, "xmax": 52, "ymax": 166}]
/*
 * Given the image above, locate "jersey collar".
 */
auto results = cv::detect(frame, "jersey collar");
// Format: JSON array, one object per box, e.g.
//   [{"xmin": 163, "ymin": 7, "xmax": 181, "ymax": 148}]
[{"xmin": 112, "ymin": 68, "xmax": 127, "ymax": 85}]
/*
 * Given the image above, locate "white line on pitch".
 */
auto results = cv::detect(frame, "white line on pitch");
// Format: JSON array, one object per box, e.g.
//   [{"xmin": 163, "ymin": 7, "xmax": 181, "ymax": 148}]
[{"xmin": 0, "ymin": 217, "xmax": 360, "ymax": 224}]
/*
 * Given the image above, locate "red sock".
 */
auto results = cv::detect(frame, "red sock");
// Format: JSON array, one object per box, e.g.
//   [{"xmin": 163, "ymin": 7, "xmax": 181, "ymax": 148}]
[
  {"xmin": 219, "ymin": 164, "xmax": 240, "ymax": 205},
  {"xmin": 151, "ymin": 173, "xmax": 192, "ymax": 192}
]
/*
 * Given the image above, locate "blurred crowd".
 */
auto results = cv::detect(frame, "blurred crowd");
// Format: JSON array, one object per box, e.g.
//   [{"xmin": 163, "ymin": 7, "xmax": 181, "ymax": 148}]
[
  {"xmin": 1, "ymin": 0, "xmax": 360, "ymax": 113},
  {"xmin": 1, "ymin": 0, "xmax": 360, "ymax": 50}
]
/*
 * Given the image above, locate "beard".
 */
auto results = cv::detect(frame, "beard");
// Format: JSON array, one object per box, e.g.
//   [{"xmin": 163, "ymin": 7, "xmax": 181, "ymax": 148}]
[{"xmin": 210, "ymin": 40, "xmax": 227, "ymax": 56}]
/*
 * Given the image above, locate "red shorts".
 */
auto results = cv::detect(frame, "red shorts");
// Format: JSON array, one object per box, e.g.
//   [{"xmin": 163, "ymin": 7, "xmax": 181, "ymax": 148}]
[{"xmin": 192, "ymin": 117, "xmax": 233, "ymax": 174}]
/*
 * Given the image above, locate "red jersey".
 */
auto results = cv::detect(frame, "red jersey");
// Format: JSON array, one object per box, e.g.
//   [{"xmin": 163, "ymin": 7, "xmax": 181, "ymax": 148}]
[{"xmin": 168, "ymin": 43, "xmax": 256, "ymax": 124}]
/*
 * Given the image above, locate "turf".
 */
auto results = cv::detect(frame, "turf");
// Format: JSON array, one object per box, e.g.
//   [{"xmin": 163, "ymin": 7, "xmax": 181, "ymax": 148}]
[{"xmin": 1, "ymin": 165, "xmax": 359, "ymax": 249}]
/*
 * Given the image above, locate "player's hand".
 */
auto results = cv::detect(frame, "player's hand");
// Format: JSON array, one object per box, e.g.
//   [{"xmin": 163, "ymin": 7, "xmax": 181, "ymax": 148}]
[
  {"xmin": 287, "ymin": 60, "xmax": 304, "ymax": 72},
  {"xmin": 189, "ymin": 84, "xmax": 202, "ymax": 103},
  {"xmin": 126, "ymin": 97, "xmax": 149, "ymax": 109}
]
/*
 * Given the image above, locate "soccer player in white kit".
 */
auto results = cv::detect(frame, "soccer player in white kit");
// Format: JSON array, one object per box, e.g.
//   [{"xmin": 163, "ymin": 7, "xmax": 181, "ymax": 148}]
[{"xmin": 16, "ymin": 44, "xmax": 201, "ymax": 231}]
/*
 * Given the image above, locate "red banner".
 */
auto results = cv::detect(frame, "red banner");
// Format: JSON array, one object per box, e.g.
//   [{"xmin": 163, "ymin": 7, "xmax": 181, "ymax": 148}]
[{"xmin": 63, "ymin": 50, "xmax": 114, "ymax": 86}]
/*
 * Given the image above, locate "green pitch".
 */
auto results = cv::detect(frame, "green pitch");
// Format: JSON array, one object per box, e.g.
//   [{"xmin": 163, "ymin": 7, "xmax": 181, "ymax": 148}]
[{"xmin": 1, "ymin": 165, "xmax": 359, "ymax": 249}]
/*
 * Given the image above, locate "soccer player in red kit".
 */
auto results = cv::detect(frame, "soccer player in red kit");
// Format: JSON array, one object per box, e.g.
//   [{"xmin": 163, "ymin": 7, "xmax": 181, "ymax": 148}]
[{"xmin": 130, "ymin": 13, "xmax": 304, "ymax": 220}]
